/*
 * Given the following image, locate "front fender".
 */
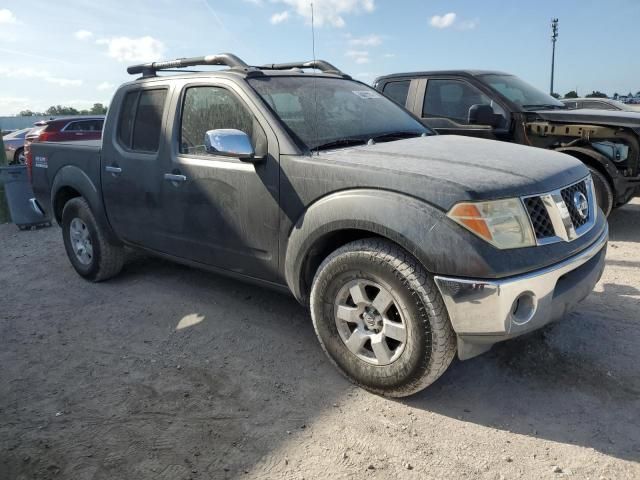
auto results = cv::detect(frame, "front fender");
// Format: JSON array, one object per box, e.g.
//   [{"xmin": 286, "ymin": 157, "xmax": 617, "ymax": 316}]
[
  {"xmin": 555, "ymin": 146, "xmax": 619, "ymax": 181},
  {"xmin": 284, "ymin": 189, "xmax": 478, "ymax": 303}
]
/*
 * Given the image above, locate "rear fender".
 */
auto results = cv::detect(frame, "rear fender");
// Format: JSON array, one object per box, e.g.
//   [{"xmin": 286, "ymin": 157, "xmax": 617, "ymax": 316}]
[{"xmin": 51, "ymin": 165, "xmax": 119, "ymax": 243}]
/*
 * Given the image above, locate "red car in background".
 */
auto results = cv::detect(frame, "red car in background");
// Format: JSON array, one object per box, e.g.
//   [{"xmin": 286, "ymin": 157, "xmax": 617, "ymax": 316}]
[{"xmin": 24, "ymin": 116, "xmax": 104, "ymax": 179}]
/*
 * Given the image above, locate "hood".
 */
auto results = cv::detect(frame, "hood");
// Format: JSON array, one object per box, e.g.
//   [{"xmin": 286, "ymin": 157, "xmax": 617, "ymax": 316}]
[
  {"xmin": 317, "ymin": 135, "xmax": 588, "ymax": 204},
  {"xmin": 534, "ymin": 108, "xmax": 640, "ymax": 129}
]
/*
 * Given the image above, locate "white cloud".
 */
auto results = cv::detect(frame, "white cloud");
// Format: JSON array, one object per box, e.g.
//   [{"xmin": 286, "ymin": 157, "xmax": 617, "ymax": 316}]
[
  {"xmin": 272, "ymin": 0, "xmax": 375, "ymax": 28},
  {"xmin": 97, "ymin": 81, "xmax": 115, "ymax": 91},
  {"xmin": 0, "ymin": 96, "xmax": 30, "ymax": 115},
  {"xmin": 0, "ymin": 9, "xmax": 17, "ymax": 24},
  {"xmin": 429, "ymin": 12, "xmax": 477, "ymax": 30},
  {"xmin": 97, "ymin": 36, "xmax": 165, "ymax": 63},
  {"xmin": 348, "ymin": 34, "xmax": 382, "ymax": 47},
  {"xmin": 346, "ymin": 49, "xmax": 370, "ymax": 64},
  {"xmin": 270, "ymin": 11, "xmax": 289, "ymax": 24},
  {"xmin": 0, "ymin": 67, "xmax": 82, "ymax": 87},
  {"xmin": 383, "ymin": 53, "xmax": 395, "ymax": 58},
  {"xmin": 74, "ymin": 30, "xmax": 93, "ymax": 41},
  {"xmin": 430, "ymin": 12, "xmax": 456, "ymax": 29}
]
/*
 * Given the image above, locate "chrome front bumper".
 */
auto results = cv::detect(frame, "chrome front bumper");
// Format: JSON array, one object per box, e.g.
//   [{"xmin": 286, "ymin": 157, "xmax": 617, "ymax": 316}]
[{"xmin": 434, "ymin": 225, "xmax": 608, "ymax": 360}]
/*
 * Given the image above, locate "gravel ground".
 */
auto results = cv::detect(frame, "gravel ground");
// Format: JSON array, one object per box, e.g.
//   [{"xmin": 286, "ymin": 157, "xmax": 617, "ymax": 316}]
[{"xmin": 1, "ymin": 200, "xmax": 639, "ymax": 480}]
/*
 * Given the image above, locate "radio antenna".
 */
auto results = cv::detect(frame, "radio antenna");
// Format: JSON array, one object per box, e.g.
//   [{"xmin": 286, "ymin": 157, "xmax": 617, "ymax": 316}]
[{"xmin": 311, "ymin": 2, "xmax": 319, "ymax": 155}]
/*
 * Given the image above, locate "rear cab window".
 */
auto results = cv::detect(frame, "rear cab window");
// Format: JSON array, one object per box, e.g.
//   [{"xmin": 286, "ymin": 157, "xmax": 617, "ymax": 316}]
[{"xmin": 117, "ymin": 88, "xmax": 168, "ymax": 152}]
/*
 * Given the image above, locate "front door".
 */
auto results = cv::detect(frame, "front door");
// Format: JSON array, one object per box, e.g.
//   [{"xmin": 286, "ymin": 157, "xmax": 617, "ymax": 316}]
[
  {"xmin": 417, "ymin": 78, "xmax": 505, "ymax": 139},
  {"xmin": 159, "ymin": 82, "xmax": 280, "ymax": 282}
]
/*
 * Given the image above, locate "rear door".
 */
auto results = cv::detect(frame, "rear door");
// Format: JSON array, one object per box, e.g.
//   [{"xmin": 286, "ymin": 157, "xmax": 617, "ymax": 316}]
[
  {"xmin": 415, "ymin": 77, "xmax": 508, "ymax": 139},
  {"xmin": 101, "ymin": 86, "xmax": 171, "ymax": 248},
  {"xmin": 158, "ymin": 79, "xmax": 281, "ymax": 281}
]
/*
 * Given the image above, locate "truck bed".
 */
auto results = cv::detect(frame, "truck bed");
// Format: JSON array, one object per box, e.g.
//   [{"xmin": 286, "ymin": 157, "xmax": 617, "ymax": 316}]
[{"xmin": 31, "ymin": 140, "xmax": 103, "ymax": 221}]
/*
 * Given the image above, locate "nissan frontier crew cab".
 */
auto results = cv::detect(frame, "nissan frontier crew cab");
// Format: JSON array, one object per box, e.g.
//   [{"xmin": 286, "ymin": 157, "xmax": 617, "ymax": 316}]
[{"xmin": 30, "ymin": 54, "xmax": 608, "ymax": 397}]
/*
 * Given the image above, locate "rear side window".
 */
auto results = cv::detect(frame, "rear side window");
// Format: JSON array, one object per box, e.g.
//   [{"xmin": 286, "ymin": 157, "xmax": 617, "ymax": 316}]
[
  {"xmin": 117, "ymin": 89, "xmax": 167, "ymax": 152},
  {"xmin": 65, "ymin": 119, "xmax": 104, "ymax": 132},
  {"xmin": 382, "ymin": 80, "xmax": 410, "ymax": 106},
  {"xmin": 118, "ymin": 91, "xmax": 138, "ymax": 147}
]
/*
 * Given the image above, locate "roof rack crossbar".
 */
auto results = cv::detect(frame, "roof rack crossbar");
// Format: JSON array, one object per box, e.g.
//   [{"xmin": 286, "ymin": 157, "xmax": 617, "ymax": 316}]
[
  {"xmin": 259, "ymin": 60, "xmax": 346, "ymax": 76},
  {"xmin": 127, "ymin": 53, "xmax": 253, "ymax": 77}
]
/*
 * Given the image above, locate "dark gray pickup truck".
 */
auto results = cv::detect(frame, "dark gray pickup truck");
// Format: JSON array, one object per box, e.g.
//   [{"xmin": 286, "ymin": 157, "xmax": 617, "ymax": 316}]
[
  {"xmin": 374, "ymin": 71, "xmax": 640, "ymax": 216},
  {"xmin": 30, "ymin": 54, "xmax": 608, "ymax": 397}
]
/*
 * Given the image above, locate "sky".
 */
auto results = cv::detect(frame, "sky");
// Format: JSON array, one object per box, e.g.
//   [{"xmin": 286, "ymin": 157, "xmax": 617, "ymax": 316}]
[{"xmin": 1, "ymin": 0, "xmax": 640, "ymax": 115}]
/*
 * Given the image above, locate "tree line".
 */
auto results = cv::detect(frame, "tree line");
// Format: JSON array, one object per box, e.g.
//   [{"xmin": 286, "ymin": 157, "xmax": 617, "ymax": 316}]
[
  {"xmin": 552, "ymin": 90, "xmax": 640, "ymax": 99},
  {"xmin": 18, "ymin": 103, "xmax": 108, "ymax": 117}
]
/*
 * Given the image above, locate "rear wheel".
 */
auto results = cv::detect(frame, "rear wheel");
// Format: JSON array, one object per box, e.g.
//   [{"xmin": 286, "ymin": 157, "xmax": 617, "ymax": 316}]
[
  {"xmin": 61, "ymin": 197, "xmax": 124, "ymax": 281},
  {"xmin": 310, "ymin": 238, "xmax": 456, "ymax": 397},
  {"xmin": 588, "ymin": 167, "xmax": 614, "ymax": 217},
  {"xmin": 12, "ymin": 148, "xmax": 25, "ymax": 165}
]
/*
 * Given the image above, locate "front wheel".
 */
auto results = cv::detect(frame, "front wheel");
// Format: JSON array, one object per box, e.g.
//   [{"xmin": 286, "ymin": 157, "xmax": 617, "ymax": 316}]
[
  {"xmin": 310, "ymin": 238, "xmax": 456, "ymax": 397},
  {"xmin": 61, "ymin": 197, "xmax": 124, "ymax": 281}
]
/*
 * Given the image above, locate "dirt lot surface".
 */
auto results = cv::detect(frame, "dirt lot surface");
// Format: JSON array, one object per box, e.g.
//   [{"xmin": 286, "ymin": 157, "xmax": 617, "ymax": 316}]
[{"xmin": 1, "ymin": 201, "xmax": 639, "ymax": 480}]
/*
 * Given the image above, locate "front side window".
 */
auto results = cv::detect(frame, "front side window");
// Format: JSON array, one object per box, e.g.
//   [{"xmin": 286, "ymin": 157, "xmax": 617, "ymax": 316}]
[
  {"xmin": 180, "ymin": 86, "xmax": 255, "ymax": 155},
  {"xmin": 382, "ymin": 80, "xmax": 410, "ymax": 106},
  {"xmin": 248, "ymin": 76, "xmax": 430, "ymax": 151},
  {"xmin": 422, "ymin": 79, "xmax": 503, "ymax": 125},
  {"xmin": 582, "ymin": 101, "xmax": 610, "ymax": 110}
]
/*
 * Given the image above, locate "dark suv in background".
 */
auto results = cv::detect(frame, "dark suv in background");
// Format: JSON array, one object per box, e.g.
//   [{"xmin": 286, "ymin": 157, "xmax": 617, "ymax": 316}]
[{"xmin": 374, "ymin": 71, "xmax": 640, "ymax": 216}]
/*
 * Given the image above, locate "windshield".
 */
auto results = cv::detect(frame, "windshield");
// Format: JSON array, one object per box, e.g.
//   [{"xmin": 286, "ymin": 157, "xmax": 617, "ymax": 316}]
[
  {"xmin": 3, "ymin": 128, "xmax": 30, "ymax": 139},
  {"xmin": 481, "ymin": 74, "xmax": 565, "ymax": 111},
  {"xmin": 247, "ymin": 76, "xmax": 430, "ymax": 151}
]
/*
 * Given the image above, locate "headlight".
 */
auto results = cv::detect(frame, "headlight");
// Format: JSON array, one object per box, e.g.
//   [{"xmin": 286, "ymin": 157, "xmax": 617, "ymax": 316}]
[{"xmin": 447, "ymin": 198, "xmax": 535, "ymax": 249}]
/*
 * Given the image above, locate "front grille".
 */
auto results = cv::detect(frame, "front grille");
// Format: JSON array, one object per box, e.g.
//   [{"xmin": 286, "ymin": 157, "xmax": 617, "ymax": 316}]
[
  {"xmin": 521, "ymin": 177, "xmax": 594, "ymax": 245},
  {"xmin": 560, "ymin": 181, "xmax": 589, "ymax": 228},
  {"xmin": 524, "ymin": 196, "xmax": 555, "ymax": 239}
]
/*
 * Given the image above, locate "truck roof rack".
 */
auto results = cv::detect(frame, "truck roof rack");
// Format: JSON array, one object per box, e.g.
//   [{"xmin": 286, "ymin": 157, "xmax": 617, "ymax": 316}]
[
  {"xmin": 127, "ymin": 54, "xmax": 350, "ymax": 79},
  {"xmin": 259, "ymin": 60, "xmax": 349, "ymax": 78},
  {"xmin": 127, "ymin": 53, "xmax": 257, "ymax": 77}
]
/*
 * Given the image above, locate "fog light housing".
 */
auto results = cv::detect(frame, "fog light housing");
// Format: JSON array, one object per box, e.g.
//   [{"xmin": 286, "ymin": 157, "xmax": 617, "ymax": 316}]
[{"xmin": 510, "ymin": 292, "xmax": 537, "ymax": 325}]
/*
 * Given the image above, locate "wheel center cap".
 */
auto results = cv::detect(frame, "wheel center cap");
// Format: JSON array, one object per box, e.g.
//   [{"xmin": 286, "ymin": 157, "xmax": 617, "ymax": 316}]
[{"xmin": 362, "ymin": 308, "xmax": 381, "ymax": 330}]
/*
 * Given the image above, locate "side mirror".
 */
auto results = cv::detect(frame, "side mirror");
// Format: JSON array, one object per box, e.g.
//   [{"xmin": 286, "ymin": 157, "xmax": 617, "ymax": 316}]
[
  {"xmin": 204, "ymin": 129, "xmax": 256, "ymax": 161},
  {"xmin": 468, "ymin": 104, "xmax": 503, "ymax": 128}
]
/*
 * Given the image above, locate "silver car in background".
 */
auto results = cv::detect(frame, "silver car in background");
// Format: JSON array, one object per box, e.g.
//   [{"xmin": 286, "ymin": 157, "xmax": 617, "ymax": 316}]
[{"xmin": 3, "ymin": 128, "xmax": 31, "ymax": 165}]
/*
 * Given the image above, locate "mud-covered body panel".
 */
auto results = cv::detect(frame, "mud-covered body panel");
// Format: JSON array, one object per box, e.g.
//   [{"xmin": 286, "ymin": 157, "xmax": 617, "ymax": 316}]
[{"xmin": 32, "ymin": 69, "xmax": 607, "ymax": 306}]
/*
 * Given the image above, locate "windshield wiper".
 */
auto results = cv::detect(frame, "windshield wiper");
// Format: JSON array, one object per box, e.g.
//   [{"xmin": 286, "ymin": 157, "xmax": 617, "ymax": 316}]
[
  {"xmin": 311, "ymin": 137, "xmax": 368, "ymax": 152},
  {"xmin": 369, "ymin": 131, "xmax": 425, "ymax": 143}
]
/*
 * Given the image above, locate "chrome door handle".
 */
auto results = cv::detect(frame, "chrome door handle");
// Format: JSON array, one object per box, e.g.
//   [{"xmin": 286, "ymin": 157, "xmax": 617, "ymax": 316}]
[
  {"xmin": 105, "ymin": 166, "xmax": 122, "ymax": 174},
  {"xmin": 164, "ymin": 173, "xmax": 187, "ymax": 182}
]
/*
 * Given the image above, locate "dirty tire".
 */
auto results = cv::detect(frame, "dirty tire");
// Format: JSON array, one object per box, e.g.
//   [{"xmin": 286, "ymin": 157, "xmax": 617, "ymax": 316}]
[
  {"xmin": 310, "ymin": 238, "xmax": 456, "ymax": 397},
  {"xmin": 12, "ymin": 148, "xmax": 25, "ymax": 166},
  {"xmin": 588, "ymin": 167, "xmax": 614, "ymax": 217},
  {"xmin": 61, "ymin": 197, "xmax": 124, "ymax": 282}
]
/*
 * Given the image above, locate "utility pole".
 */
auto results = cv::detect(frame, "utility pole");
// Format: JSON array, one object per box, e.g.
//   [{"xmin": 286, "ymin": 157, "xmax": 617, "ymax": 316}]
[{"xmin": 550, "ymin": 18, "xmax": 559, "ymax": 95}]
